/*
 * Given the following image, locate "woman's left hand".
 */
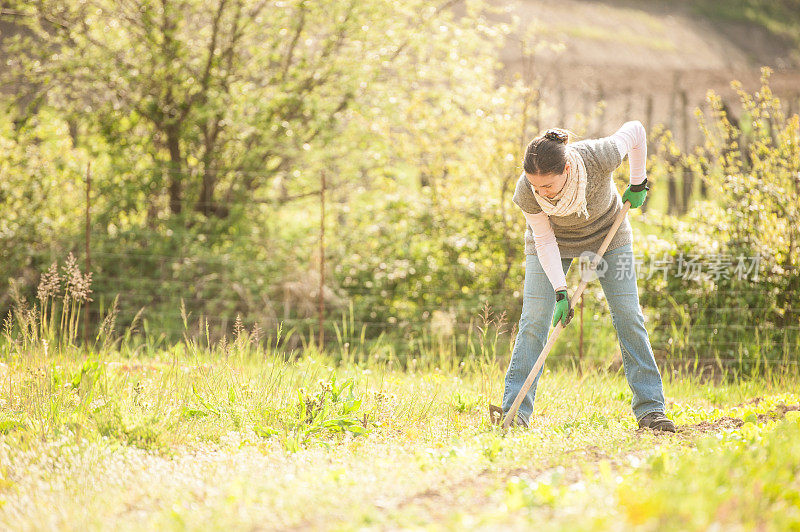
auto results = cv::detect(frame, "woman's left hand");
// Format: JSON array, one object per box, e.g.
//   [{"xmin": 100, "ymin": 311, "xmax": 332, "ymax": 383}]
[
  {"xmin": 622, "ymin": 178, "xmax": 650, "ymax": 209},
  {"xmin": 553, "ymin": 289, "xmax": 574, "ymax": 327}
]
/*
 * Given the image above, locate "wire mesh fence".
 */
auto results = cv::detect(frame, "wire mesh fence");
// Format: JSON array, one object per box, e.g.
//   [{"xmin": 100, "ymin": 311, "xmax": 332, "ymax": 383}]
[
  {"xmin": 6, "ymin": 240, "xmax": 797, "ymax": 373},
  {"xmin": 3, "ymin": 156, "xmax": 798, "ymax": 372}
]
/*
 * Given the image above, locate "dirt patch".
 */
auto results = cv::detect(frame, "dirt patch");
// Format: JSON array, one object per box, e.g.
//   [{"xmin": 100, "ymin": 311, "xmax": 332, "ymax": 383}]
[
  {"xmin": 378, "ymin": 404, "xmax": 800, "ymax": 524},
  {"xmin": 675, "ymin": 416, "xmax": 744, "ymax": 435},
  {"xmin": 761, "ymin": 403, "xmax": 800, "ymax": 419},
  {"xmin": 734, "ymin": 396, "xmax": 764, "ymax": 408},
  {"xmin": 568, "ymin": 444, "xmax": 613, "ymax": 462},
  {"xmin": 387, "ymin": 466, "xmax": 500, "ymax": 523},
  {"xmin": 638, "ymin": 403, "xmax": 800, "ymax": 439}
]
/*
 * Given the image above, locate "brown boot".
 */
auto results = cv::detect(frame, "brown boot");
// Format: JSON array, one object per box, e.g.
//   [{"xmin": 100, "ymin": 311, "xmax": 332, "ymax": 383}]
[{"xmin": 638, "ymin": 411, "xmax": 676, "ymax": 432}]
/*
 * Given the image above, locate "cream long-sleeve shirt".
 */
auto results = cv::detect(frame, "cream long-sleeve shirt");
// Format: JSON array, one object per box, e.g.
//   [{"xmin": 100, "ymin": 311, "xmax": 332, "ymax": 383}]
[{"xmin": 523, "ymin": 120, "xmax": 647, "ymax": 292}]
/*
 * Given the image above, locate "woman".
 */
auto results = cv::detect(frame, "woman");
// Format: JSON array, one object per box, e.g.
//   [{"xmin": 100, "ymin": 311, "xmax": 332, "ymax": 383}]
[{"xmin": 502, "ymin": 121, "xmax": 675, "ymax": 432}]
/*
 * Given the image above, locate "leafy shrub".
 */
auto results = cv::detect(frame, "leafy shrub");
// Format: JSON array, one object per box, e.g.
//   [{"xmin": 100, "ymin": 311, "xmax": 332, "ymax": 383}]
[{"xmin": 636, "ymin": 67, "xmax": 800, "ymax": 371}]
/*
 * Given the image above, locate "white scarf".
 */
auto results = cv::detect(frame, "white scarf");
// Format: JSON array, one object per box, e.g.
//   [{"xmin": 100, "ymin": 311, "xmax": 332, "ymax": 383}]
[{"xmin": 531, "ymin": 146, "xmax": 589, "ymax": 219}]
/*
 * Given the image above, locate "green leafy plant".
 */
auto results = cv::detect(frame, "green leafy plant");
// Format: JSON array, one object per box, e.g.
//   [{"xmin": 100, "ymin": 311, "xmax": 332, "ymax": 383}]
[{"xmin": 254, "ymin": 373, "xmax": 372, "ymax": 452}]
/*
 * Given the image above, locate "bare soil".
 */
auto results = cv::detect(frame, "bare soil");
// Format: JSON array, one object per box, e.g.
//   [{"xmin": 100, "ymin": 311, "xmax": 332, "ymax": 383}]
[{"xmin": 368, "ymin": 401, "xmax": 800, "ymax": 527}]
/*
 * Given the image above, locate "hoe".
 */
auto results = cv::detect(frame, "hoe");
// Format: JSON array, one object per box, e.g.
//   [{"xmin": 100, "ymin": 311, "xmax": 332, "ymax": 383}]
[{"xmin": 491, "ymin": 201, "xmax": 631, "ymax": 430}]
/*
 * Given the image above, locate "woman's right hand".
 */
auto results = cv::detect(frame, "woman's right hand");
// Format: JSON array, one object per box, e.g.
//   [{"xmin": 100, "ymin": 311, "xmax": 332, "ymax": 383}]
[{"xmin": 553, "ymin": 289, "xmax": 574, "ymax": 327}]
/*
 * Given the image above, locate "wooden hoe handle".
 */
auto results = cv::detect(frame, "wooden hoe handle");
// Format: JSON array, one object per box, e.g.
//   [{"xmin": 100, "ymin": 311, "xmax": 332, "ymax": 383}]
[{"xmin": 501, "ymin": 202, "xmax": 631, "ymax": 429}]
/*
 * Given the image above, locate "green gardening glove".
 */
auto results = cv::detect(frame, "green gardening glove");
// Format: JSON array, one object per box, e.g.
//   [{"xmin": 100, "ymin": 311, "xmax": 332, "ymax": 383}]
[
  {"xmin": 553, "ymin": 289, "xmax": 575, "ymax": 328},
  {"xmin": 621, "ymin": 178, "xmax": 650, "ymax": 209}
]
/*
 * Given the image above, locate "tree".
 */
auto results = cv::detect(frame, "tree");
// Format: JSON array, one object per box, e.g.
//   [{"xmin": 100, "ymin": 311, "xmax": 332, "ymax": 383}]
[{"xmin": 2, "ymin": 0, "xmax": 489, "ymax": 223}]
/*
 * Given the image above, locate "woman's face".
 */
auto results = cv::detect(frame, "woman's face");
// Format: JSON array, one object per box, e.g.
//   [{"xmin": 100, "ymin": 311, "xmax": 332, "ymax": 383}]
[{"xmin": 526, "ymin": 162, "xmax": 570, "ymax": 199}]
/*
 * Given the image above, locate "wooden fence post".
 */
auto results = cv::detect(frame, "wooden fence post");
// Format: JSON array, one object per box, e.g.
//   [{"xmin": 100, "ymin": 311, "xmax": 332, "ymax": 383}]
[
  {"xmin": 83, "ymin": 162, "xmax": 91, "ymax": 349},
  {"xmin": 578, "ymin": 296, "xmax": 584, "ymax": 376},
  {"xmin": 318, "ymin": 170, "xmax": 326, "ymax": 350},
  {"xmin": 595, "ymin": 81, "xmax": 605, "ymax": 137},
  {"xmin": 680, "ymin": 89, "xmax": 692, "ymax": 212},
  {"xmin": 667, "ymin": 72, "xmax": 680, "ymax": 215},
  {"xmin": 557, "ymin": 66, "xmax": 566, "ymax": 127}
]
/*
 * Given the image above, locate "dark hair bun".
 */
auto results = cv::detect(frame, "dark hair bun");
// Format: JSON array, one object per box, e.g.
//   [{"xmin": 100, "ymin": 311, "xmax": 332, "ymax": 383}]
[{"xmin": 543, "ymin": 129, "xmax": 568, "ymax": 144}]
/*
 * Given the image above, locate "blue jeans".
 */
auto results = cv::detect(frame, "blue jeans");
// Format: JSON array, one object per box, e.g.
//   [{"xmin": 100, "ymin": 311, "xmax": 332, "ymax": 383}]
[{"xmin": 501, "ymin": 242, "xmax": 666, "ymax": 425}]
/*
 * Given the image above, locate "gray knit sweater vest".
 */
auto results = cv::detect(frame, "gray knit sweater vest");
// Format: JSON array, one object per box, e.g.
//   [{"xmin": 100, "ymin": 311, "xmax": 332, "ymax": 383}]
[{"xmin": 512, "ymin": 136, "xmax": 632, "ymax": 258}]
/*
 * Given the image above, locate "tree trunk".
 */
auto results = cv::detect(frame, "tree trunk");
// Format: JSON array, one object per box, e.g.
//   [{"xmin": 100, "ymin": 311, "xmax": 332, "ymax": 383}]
[
  {"xmin": 166, "ymin": 124, "xmax": 183, "ymax": 215},
  {"xmin": 680, "ymin": 90, "xmax": 692, "ymax": 213},
  {"xmin": 199, "ymin": 167, "xmax": 216, "ymax": 217},
  {"xmin": 667, "ymin": 176, "xmax": 678, "ymax": 215},
  {"xmin": 681, "ymin": 163, "xmax": 693, "ymax": 213}
]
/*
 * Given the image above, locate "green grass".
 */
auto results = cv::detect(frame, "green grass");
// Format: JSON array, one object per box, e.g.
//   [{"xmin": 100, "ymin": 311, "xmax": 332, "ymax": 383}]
[{"xmin": 0, "ymin": 335, "xmax": 798, "ymax": 530}]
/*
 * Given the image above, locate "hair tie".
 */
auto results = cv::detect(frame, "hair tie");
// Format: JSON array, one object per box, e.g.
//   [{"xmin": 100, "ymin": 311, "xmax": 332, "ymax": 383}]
[{"xmin": 544, "ymin": 129, "xmax": 568, "ymax": 144}]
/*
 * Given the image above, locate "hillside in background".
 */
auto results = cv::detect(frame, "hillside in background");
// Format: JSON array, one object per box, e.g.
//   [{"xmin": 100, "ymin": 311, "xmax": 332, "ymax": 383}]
[{"xmin": 457, "ymin": 0, "xmax": 800, "ymax": 146}]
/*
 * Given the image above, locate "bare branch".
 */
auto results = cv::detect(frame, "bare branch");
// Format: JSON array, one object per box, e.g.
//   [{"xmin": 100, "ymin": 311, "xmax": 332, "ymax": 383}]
[
  {"xmin": 388, "ymin": 0, "xmax": 463, "ymax": 62},
  {"xmin": 282, "ymin": 0, "xmax": 307, "ymax": 81}
]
